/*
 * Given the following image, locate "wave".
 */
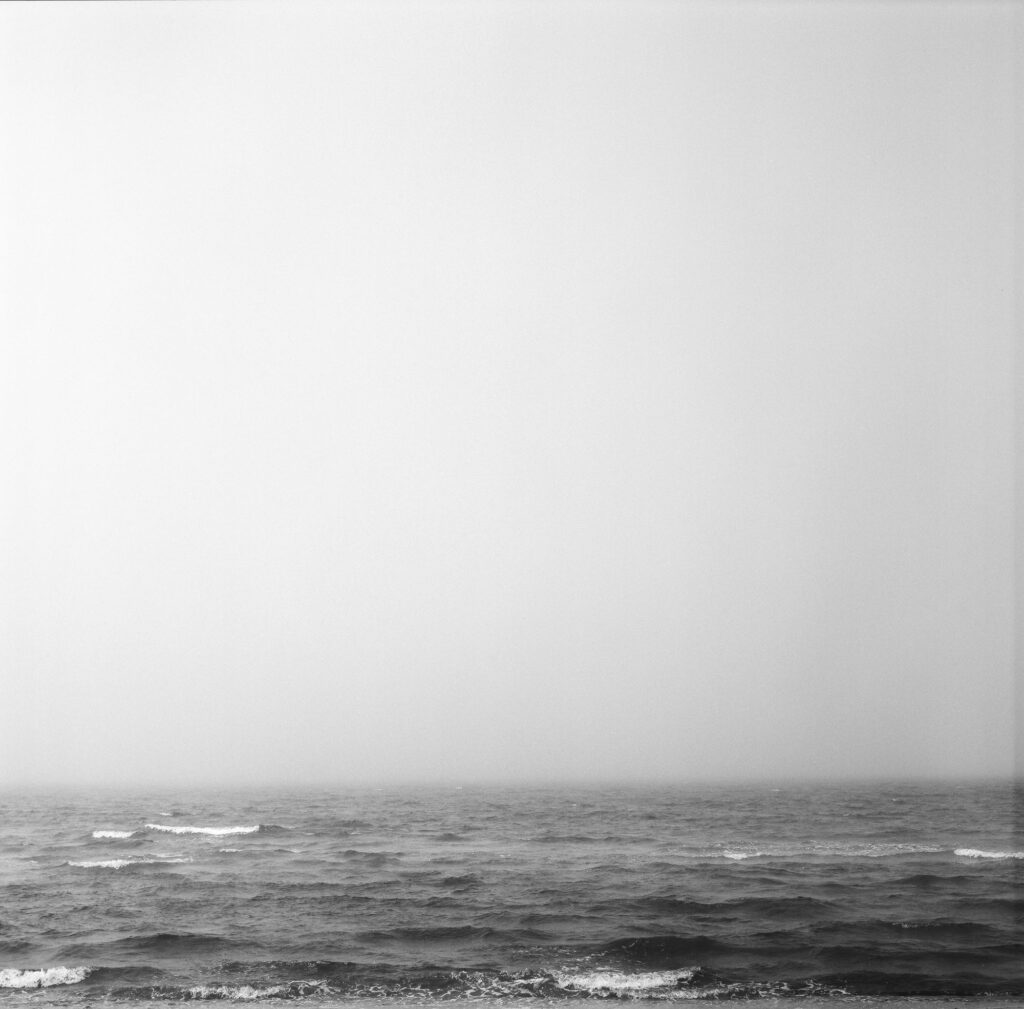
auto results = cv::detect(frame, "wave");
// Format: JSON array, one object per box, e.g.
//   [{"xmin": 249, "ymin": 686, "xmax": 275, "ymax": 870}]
[
  {"xmin": 92, "ymin": 830, "xmax": 136, "ymax": 839},
  {"xmin": 554, "ymin": 969, "xmax": 701, "ymax": 995},
  {"xmin": 440, "ymin": 874, "xmax": 480, "ymax": 888},
  {"xmin": 102, "ymin": 973, "xmax": 854, "ymax": 1002},
  {"xmin": 531, "ymin": 833, "xmax": 600, "ymax": 843},
  {"xmin": 602, "ymin": 935, "xmax": 731, "ymax": 963},
  {"xmin": 145, "ymin": 823, "xmax": 260, "ymax": 836},
  {"xmin": 184, "ymin": 983, "xmax": 332, "ymax": 1000},
  {"xmin": 107, "ymin": 933, "xmax": 236, "ymax": 955},
  {"xmin": 68, "ymin": 859, "xmax": 134, "ymax": 869},
  {"xmin": 955, "ymin": 848, "xmax": 1024, "ymax": 860},
  {"xmin": 95, "ymin": 960, "xmax": 1024, "ymax": 1001},
  {"xmin": 355, "ymin": 925, "xmax": 535, "ymax": 943},
  {"xmin": 66, "ymin": 857, "xmax": 191, "ymax": 869},
  {"xmin": 628, "ymin": 895, "xmax": 831, "ymax": 918},
  {"xmin": 704, "ymin": 843, "xmax": 946, "ymax": 860},
  {"xmin": 0, "ymin": 966, "xmax": 90, "ymax": 988},
  {"xmin": 340, "ymin": 848, "xmax": 401, "ymax": 866}
]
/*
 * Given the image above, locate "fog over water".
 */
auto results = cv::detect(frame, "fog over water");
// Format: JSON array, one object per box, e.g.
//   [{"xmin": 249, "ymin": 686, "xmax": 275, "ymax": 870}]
[{"xmin": 1, "ymin": 2, "xmax": 1017, "ymax": 787}]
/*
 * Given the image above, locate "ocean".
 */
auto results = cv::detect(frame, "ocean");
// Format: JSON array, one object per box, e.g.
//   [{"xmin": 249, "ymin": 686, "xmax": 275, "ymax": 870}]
[{"xmin": 0, "ymin": 782, "xmax": 1020, "ymax": 1006}]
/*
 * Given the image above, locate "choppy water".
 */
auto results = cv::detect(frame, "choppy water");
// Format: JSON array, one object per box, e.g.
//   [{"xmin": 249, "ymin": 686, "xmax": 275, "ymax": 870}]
[{"xmin": 0, "ymin": 782, "xmax": 1021, "ymax": 1003}]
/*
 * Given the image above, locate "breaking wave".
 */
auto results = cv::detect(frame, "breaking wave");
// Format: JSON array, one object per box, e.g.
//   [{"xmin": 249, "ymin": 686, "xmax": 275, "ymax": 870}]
[
  {"xmin": 183, "ymin": 983, "xmax": 332, "ymax": 1000},
  {"xmin": 704, "ymin": 843, "xmax": 946, "ymax": 860},
  {"xmin": 0, "ymin": 966, "xmax": 91, "ymax": 988},
  {"xmin": 67, "ymin": 858, "xmax": 191, "ymax": 869},
  {"xmin": 554, "ymin": 969, "xmax": 701, "ymax": 995},
  {"xmin": 144, "ymin": 824, "xmax": 288, "ymax": 837},
  {"xmin": 101, "ymin": 967, "xmax": 855, "ymax": 1001},
  {"xmin": 955, "ymin": 848, "xmax": 1024, "ymax": 860},
  {"xmin": 92, "ymin": 830, "xmax": 136, "ymax": 839}
]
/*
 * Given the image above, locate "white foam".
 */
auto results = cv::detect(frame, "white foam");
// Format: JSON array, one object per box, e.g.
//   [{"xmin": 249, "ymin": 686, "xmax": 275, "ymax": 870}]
[
  {"xmin": 707, "ymin": 843, "xmax": 943, "ymax": 860},
  {"xmin": 186, "ymin": 985, "xmax": 294, "ymax": 1000},
  {"xmin": 189, "ymin": 986, "xmax": 276, "ymax": 1000},
  {"xmin": 146, "ymin": 823, "xmax": 259, "ymax": 836},
  {"xmin": 955, "ymin": 847, "xmax": 1024, "ymax": 860},
  {"xmin": 555, "ymin": 969, "xmax": 698, "ymax": 994},
  {"xmin": 67, "ymin": 857, "xmax": 191, "ymax": 869},
  {"xmin": 67, "ymin": 859, "xmax": 133, "ymax": 869},
  {"xmin": 0, "ymin": 967, "xmax": 90, "ymax": 988},
  {"xmin": 92, "ymin": 830, "xmax": 134, "ymax": 839}
]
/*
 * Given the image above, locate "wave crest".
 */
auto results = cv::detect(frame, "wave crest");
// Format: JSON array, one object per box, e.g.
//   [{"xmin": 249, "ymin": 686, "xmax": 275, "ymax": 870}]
[
  {"xmin": 67, "ymin": 858, "xmax": 191, "ymax": 869},
  {"xmin": 955, "ymin": 848, "xmax": 1024, "ymax": 860},
  {"xmin": 145, "ymin": 823, "xmax": 288, "ymax": 837},
  {"xmin": 554, "ymin": 969, "xmax": 701, "ymax": 995},
  {"xmin": 146, "ymin": 823, "xmax": 258, "ymax": 836},
  {"xmin": 67, "ymin": 859, "xmax": 134, "ymax": 869},
  {"xmin": 92, "ymin": 830, "xmax": 135, "ymax": 839},
  {"xmin": 0, "ymin": 966, "xmax": 91, "ymax": 988},
  {"xmin": 185, "ymin": 983, "xmax": 331, "ymax": 1000}
]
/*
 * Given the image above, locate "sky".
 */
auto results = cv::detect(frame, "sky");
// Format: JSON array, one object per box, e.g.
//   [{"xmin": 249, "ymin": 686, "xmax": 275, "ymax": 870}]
[{"xmin": 0, "ymin": 1, "xmax": 1018, "ymax": 787}]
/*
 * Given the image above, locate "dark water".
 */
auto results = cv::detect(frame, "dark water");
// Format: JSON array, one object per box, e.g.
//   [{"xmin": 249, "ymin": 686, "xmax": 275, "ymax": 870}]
[{"xmin": 0, "ymin": 782, "xmax": 1021, "ymax": 1003}]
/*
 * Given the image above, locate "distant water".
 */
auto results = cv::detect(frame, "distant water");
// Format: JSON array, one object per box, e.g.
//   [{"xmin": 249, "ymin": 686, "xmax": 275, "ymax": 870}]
[{"xmin": 0, "ymin": 782, "xmax": 1021, "ymax": 1004}]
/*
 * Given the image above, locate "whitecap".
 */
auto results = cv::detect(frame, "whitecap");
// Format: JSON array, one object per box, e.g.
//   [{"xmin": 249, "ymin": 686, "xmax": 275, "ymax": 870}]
[
  {"xmin": 67, "ymin": 857, "xmax": 191, "ymax": 869},
  {"xmin": 67, "ymin": 859, "xmax": 133, "ymax": 869},
  {"xmin": 710, "ymin": 843, "xmax": 942, "ymax": 860},
  {"xmin": 146, "ymin": 823, "xmax": 259, "ymax": 836},
  {"xmin": 0, "ymin": 966, "xmax": 91, "ymax": 988},
  {"xmin": 555, "ymin": 969, "xmax": 699, "ymax": 994},
  {"xmin": 850, "ymin": 843, "xmax": 944, "ymax": 857},
  {"xmin": 955, "ymin": 847, "xmax": 1024, "ymax": 860},
  {"xmin": 92, "ymin": 830, "xmax": 135, "ymax": 839},
  {"xmin": 186, "ymin": 985, "xmax": 285, "ymax": 1000}
]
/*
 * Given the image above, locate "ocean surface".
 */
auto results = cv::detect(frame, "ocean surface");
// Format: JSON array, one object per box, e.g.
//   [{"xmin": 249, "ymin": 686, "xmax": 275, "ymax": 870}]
[{"xmin": 0, "ymin": 782, "xmax": 1021, "ymax": 1005}]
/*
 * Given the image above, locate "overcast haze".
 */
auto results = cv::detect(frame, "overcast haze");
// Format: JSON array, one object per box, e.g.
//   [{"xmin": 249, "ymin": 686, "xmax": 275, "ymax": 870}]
[{"xmin": 1, "ymin": 1, "xmax": 1018, "ymax": 787}]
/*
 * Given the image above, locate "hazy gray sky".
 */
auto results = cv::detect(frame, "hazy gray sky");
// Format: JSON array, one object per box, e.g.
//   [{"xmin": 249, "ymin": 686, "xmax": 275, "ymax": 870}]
[{"xmin": 1, "ymin": 1, "xmax": 1017, "ymax": 787}]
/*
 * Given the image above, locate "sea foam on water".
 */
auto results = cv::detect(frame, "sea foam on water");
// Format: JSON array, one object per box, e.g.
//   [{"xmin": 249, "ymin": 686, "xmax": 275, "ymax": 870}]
[{"xmin": 1, "ymin": 783, "xmax": 1020, "ymax": 1002}]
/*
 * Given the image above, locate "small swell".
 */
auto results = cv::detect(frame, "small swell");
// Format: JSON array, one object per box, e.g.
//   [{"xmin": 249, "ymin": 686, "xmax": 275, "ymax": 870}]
[
  {"xmin": 531, "ymin": 834, "xmax": 598, "ymax": 844},
  {"xmin": 602, "ymin": 935, "xmax": 731, "ymax": 964},
  {"xmin": 340, "ymin": 849, "xmax": 401, "ymax": 866},
  {"xmin": 110, "ymin": 933, "xmax": 235, "ymax": 954},
  {"xmin": 440, "ymin": 874, "xmax": 480, "ymax": 888},
  {"xmin": 0, "ymin": 966, "xmax": 91, "ymax": 988},
  {"xmin": 356, "ymin": 925, "xmax": 487, "ymax": 943},
  {"xmin": 355, "ymin": 925, "xmax": 549, "ymax": 945}
]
